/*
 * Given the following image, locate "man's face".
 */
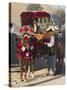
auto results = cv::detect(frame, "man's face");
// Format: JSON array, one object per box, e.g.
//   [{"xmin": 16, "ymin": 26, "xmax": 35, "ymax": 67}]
[{"xmin": 48, "ymin": 31, "xmax": 53, "ymax": 36}]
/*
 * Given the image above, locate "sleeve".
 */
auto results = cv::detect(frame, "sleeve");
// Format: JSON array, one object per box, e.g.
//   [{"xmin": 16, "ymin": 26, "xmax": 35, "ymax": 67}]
[{"xmin": 47, "ymin": 36, "xmax": 54, "ymax": 47}]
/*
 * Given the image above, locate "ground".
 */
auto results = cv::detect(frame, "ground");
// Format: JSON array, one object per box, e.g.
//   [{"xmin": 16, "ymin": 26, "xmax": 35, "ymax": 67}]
[{"xmin": 9, "ymin": 67, "xmax": 65, "ymax": 87}]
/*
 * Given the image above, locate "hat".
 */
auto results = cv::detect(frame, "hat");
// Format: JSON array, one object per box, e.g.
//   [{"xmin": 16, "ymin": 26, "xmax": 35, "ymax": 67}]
[
  {"xmin": 47, "ymin": 29, "xmax": 53, "ymax": 32},
  {"xmin": 46, "ymin": 26, "xmax": 55, "ymax": 32}
]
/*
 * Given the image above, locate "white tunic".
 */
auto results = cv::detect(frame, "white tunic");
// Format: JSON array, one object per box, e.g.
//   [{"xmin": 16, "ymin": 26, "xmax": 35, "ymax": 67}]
[{"xmin": 47, "ymin": 36, "xmax": 54, "ymax": 47}]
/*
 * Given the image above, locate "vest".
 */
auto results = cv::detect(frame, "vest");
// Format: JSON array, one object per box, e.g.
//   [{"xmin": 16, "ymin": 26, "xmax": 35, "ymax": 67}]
[{"xmin": 48, "ymin": 44, "xmax": 57, "ymax": 56}]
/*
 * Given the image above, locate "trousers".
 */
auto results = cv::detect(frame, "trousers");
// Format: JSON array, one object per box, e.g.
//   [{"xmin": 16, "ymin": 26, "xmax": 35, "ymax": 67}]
[{"xmin": 47, "ymin": 54, "xmax": 56, "ymax": 73}]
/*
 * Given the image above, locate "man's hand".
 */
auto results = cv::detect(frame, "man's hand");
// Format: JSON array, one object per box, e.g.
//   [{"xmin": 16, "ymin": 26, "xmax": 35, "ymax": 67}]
[{"xmin": 44, "ymin": 42, "xmax": 48, "ymax": 45}]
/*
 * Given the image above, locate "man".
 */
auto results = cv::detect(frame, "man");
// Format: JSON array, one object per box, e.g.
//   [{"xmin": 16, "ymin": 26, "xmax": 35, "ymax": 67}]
[
  {"xmin": 44, "ymin": 29, "xmax": 57, "ymax": 76},
  {"xmin": 56, "ymin": 32, "xmax": 64, "ymax": 74}
]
